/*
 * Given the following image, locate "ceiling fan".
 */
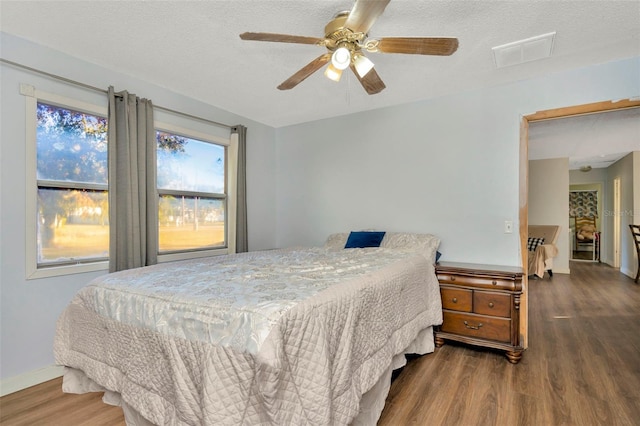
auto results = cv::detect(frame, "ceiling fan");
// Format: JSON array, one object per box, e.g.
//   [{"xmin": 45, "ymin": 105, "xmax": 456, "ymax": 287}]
[{"xmin": 239, "ymin": 0, "xmax": 458, "ymax": 95}]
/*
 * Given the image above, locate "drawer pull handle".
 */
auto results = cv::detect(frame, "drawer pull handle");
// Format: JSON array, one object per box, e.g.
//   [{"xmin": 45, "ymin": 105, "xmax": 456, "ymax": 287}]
[
  {"xmin": 451, "ymin": 276, "xmax": 456, "ymax": 281},
  {"xmin": 492, "ymin": 280, "xmax": 497, "ymax": 285},
  {"xmin": 452, "ymin": 297, "xmax": 458, "ymax": 303},
  {"xmin": 464, "ymin": 321, "xmax": 483, "ymax": 330},
  {"xmin": 488, "ymin": 302, "xmax": 494, "ymax": 308}
]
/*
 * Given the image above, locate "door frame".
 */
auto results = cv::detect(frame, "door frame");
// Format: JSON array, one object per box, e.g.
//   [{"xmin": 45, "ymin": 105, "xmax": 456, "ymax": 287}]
[
  {"xmin": 613, "ymin": 177, "xmax": 622, "ymax": 268},
  {"xmin": 518, "ymin": 98, "xmax": 640, "ymax": 347}
]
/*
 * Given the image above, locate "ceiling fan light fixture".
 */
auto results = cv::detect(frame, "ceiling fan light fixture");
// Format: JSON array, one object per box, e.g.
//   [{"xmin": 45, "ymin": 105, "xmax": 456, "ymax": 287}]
[
  {"xmin": 331, "ymin": 47, "xmax": 351, "ymax": 70},
  {"xmin": 240, "ymin": 0, "xmax": 458, "ymax": 95},
  {"xmin": 353, "ymin": 54, "xmax": 374, "ymax": 77},
  {"xmin": 324, "ymin": 63, "xmax": 343, "ymax": 81}
]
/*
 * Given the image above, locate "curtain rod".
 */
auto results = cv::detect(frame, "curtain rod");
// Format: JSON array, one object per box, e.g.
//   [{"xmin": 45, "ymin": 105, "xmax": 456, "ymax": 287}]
[{"xmin": 1, "ymin": 58, "xmax": 233, "ymax": 130}]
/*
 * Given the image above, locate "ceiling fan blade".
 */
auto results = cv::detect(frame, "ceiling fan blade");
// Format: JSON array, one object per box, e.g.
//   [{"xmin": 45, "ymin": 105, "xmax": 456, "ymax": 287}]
[
  {"xmin": 350, "ymin": 64, "xmax": 386, "ymax": 95},
  {"xmin": 278, "ymin": 53, "xmax": 332, "ymax": 90},
  {"xmin": 240, "ymin": 32, "xmax": 324, "ymax": 45},
  {"xmin": 344, "ymin": 0, "xmax": 391, "ymax": 34},
  {"xmin": 374, "ymin": 37, "xmax": 459, "ymax": 56}
]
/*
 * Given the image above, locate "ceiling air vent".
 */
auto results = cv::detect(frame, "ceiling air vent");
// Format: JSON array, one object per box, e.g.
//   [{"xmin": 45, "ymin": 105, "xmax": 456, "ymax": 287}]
[{"xmin": 492, "ymin": 32, "xmax": 556, "ymax": 68}]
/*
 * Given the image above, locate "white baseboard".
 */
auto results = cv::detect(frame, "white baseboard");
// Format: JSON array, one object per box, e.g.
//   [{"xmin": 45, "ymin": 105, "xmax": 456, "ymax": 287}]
[{"xmin": 0, "ymin": 365, "xmax": 64, "ymax": 397}]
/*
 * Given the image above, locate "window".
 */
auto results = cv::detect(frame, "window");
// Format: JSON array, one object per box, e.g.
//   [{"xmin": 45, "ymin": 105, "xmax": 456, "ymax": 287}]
[
  {"xmin": 36, "ymin": 102, "xmax": 109, "ymax": 264},
  {"xmin": 157, "ymin": 131, "xmax": 226, "ymax": 252},
  {"xmin": 25, "ymin": 86, "xmax": 109, "ymax": 278},
  {"xmin": 155, "ymin": 123, "xmax": 236, "ymax": 261},
  {"xmin": 24, "ymin": 84, "xmax": 236, "ymax": 277}
]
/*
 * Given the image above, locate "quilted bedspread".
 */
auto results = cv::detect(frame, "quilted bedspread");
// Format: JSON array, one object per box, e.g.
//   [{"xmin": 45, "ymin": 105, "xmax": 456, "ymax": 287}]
[{"xmin": 54, "ymin": 247, "xmax": 442, "ymax": 425}]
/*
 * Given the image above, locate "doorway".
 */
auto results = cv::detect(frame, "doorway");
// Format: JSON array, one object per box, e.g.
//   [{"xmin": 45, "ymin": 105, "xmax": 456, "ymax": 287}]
[
  {"xmin": 517, "ymin": 98, "xmax": 640, "ymax": 348},
  {"xmin": 569, "ymin": 186, "xmax": 602, "ymax": 262}
]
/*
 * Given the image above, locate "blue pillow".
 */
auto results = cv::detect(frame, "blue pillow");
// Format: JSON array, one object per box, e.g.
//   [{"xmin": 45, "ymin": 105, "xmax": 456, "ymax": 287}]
[
  {"xmin": 436, "ymin": 251, "xmax": 442, "ymax": 262},
  {"xmin": 344, "ymin": 231, "xmax": 386, "ymax": 249}
]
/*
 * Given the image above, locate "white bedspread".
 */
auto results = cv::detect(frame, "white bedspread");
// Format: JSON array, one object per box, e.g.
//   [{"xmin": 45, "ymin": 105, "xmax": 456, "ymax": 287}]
[{"xmin": 54, "ymin": 247, "xmax": 442, "ymax": 425}]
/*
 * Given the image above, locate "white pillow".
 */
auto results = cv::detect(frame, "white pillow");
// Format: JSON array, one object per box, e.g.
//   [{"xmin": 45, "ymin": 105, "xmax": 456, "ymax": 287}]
[
  {"xmin": 380, "ymin": 232, "xmax": 441, "ymax": 263},
  {"xmin": 323, "ymin": 232, "xmax": 349, "ymax": 251}
]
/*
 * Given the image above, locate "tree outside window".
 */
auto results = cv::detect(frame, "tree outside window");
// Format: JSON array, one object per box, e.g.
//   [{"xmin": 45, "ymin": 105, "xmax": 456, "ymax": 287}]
[
  {"xmin": 36, "ymin": 102, "xmax": 108, "ymax": 265},
  {"xmin": 156, "ymin": 131, "xmax": 227, "ymax": 253}
]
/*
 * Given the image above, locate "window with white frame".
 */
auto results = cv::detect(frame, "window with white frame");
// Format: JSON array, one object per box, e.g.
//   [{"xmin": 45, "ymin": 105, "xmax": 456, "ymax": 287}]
[
  {"xmin": 157, "ymin": 130, "xmax": 226, "ymax": 252},
  {"xmin": 36, "ymin": 102, "xmax": 109, "ymax": 264},
  {"xmin": 25, "ymin": 86, "xmax": 109, "ymax": 278},
  {"xmin": 155, "ymin": 122, "xmax": 237, "ymax": 262},
  {"xmin": 24, "ymin": 85, "xmax": 236, "ymax": 277}
]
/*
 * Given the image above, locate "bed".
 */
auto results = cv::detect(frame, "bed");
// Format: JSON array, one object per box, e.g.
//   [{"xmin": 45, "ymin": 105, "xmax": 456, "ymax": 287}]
[{"xmin": 54, "ymin": 232, "xmax": 442, "ymax": 425}]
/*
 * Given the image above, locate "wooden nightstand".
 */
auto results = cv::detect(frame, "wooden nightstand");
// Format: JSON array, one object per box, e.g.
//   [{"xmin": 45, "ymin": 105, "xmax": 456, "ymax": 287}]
[{"xmin": 434, "ymin": 261, "xmax": 524, "ymax": 364}]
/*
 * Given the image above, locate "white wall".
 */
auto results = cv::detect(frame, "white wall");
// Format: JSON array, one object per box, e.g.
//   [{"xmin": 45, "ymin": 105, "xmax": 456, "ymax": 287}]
[
  {"xmin": 570, "ymin": 168, "xmax": 608, "ymax": 185},
  {"xmin": 529, "ymin": 159, "xmax": 570, "ymax": 273},
  {"xmin": 634, "ymin": 152, "xmax": 640, "ymax": 280},
  {"xmin": 604, "ymin": 153, "xmax": 637, "ymax": 278},
  {"xmin": 275, "ymin": 56, "xmax": 640, "ymax": 266},
  {"xmin": 635, "ymin": 152, "xmax": 640, "ymax": 218},
  {"xmin": 0, "ymin": 33, "xmax": 277, "ymax": 384},
  {"xmin": 635, "ymin": 152, "xmax": 640, "ymax": 219}
]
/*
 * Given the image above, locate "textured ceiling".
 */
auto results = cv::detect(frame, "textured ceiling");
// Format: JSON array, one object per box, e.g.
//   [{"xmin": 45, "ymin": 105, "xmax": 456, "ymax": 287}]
[
  {"xmin": 1, "ymin": 0, "xmax": 639, "ymax": 128},
  {"xmin": 529, "ymin": 107, "xmax": 640, "ymax": 170}
]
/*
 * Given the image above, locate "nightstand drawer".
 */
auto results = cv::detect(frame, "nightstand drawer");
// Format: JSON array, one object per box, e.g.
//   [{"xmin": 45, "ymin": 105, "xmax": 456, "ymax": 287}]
[
  {"xmin": 436, "ymin": 274, "xmax": 519, "ymax": 291},
  {"xmin": 441, "ymin": 311, "xmax": 511, "ymax": 343},
  {"xmin": 440, "ymin": 288, "xmax": 472, "ymax": 311},
  {"xmin": 473, "ymin": 292, "xmax": 511, "ymax": 317}
]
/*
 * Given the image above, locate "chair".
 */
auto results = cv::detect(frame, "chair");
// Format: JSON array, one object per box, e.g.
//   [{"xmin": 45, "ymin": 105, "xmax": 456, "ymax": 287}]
[
  {"xmin": 528, "ymin": 225, "xmax": 560, "ymax": 278},
  {"xmin": 574, "ymin": 216, "xmax": 600, "ymax": 261},
  {"xmin": 630, "ymin": 224, "xmax": 640, "ymax": 283}
]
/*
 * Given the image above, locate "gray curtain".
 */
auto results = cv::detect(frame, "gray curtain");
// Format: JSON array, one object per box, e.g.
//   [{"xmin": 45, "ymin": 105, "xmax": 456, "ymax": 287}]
[
  {"xmin": 108, "ymin": 87, "xmax": 158, "ymax": 272},
  {"xmin": 233, "ymin": 125, "xmax": 248, "ymax": 253}
]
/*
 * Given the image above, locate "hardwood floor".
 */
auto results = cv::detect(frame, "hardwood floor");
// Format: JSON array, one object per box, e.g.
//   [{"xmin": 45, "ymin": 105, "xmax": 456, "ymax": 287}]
[
  {"xmin": 379, "ymin": 261, "xmax": 640, "ymax": 426},
  {"xmin": 0, "ymin": 377, "xmax": 124, "ymax": 425},
  {"xmin": 1, "ymin": 261, "xmax": 638, "ymax": 425}
]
